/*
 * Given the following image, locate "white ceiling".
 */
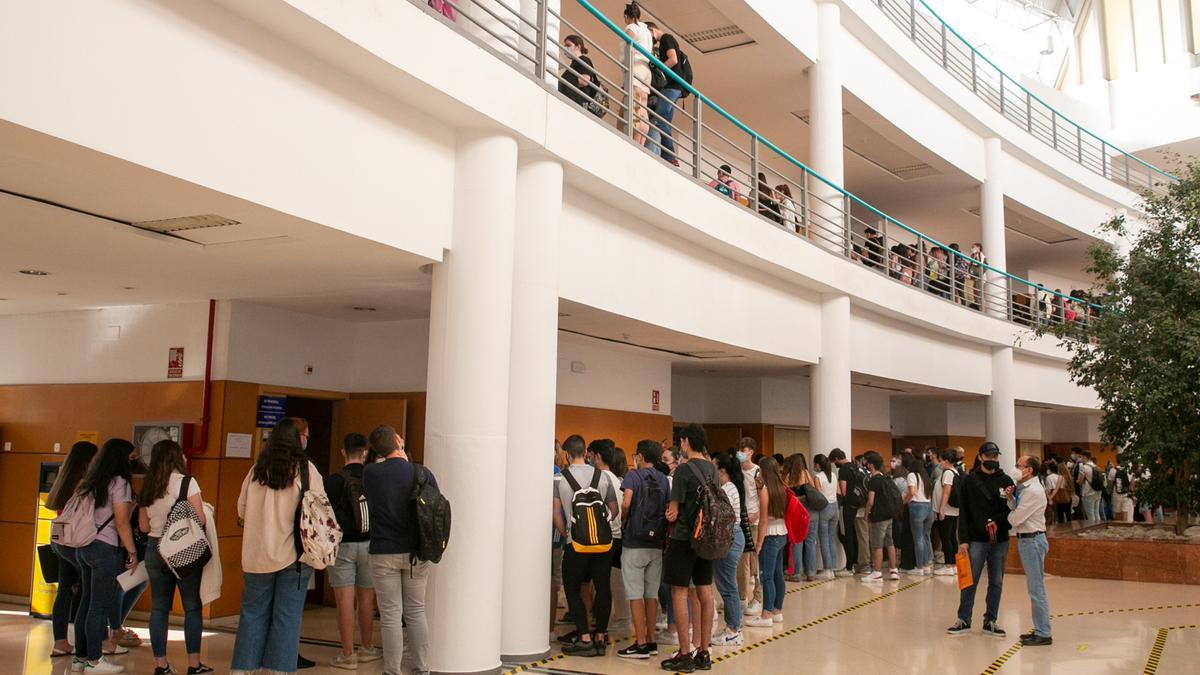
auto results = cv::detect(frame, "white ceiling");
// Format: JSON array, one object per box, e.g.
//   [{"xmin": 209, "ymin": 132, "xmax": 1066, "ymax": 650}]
[{"xmin": 0, "ymin": 121, "xmax": 431, "ymax": 321}]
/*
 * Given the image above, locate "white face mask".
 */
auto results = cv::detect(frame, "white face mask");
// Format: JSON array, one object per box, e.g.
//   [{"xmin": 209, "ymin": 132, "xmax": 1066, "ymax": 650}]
[
  {"xmin": 1009, "ymin": 468, "xmax": 1026, "ymax": 483},
  {"xmin": 736, "ymin": 451, "xmax": 750, "ymax": 463}
]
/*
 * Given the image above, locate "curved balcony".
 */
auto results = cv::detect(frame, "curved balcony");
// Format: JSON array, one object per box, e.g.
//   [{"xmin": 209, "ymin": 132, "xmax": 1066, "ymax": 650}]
[
  {"xmin": 871, "ymin": 0, "xmax": 1176, "ymax": 196},
  {"xmin": 410, "ymin": 0, "xmax": 1098, "ymax": 331}
]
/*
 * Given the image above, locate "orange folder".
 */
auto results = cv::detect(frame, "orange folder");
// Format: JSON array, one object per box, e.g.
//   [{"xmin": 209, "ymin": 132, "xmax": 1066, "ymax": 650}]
[{"xmin": 956, "ymin": 551, "xmax": 974, "ymax": 590}]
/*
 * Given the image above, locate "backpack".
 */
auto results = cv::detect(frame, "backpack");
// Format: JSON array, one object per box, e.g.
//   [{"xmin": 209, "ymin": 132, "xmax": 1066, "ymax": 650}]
[
  {"xmin": 1114, "ymin": 469, "xmax": 1129, "ymax": 495},
  {"xmin": 1088, "ymin": 466, "xmax": 1106, "ymax": 493},
  {"xmin": 157, "ymin": 476, "xmax": 211, "ymax": 579},
  {"xmin": 870, "ymin": 476, "xmax": 902, "ymax": 523},
  {"xmin": 294, "ymin": 464, "xmax": 342, "ymax": 570},
  {"xmin": 561, "ymin": 468, "xmax": 613, "ymax": 554},
  {"xmin": 682, "ymin": 461, "xmax": 736, "ymax": 561},
  {"xmin": 799, "ymin": 483, "xmax": 829, "ymax": 511},
  {"xmin": 784, "ymin": 490, "xmax": 810, "ymax": 545},
  {"xmin": 946, "ymin": 467, "xmax": 964, "ymax": 509},
  {"xmin": 410, "ymin": 465, "xmax": 452, "ymax": 563},
  {"xmin": 844, "ymin": 469, "xmax": 869, "ymax": 509},
  {"xmin": 625, "ymin": 468, "xmax": 668, "ymax": 546},
  {"xmin": 50, "ymin": 492, "xmax": 114, "ymax": 548},
  {"xmin": 338, "ymin": 467, "xmax": 370, "ymax": 537}
]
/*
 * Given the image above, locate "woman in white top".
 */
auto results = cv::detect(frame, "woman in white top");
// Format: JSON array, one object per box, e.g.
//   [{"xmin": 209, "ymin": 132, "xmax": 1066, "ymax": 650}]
[
  {"xmin": 745, "ymin": 458, "xmax": 789, "ymax": 627},
  {"xmin": 713, "ymin": 453, "xmax": 746, "ymax": 645},
  {"xmin": 775, "ymin": 184, "xmax": 801, "ymax": 233},
  {"xmin": 231, "ymin": 419, "xmax": 326, "ymax": 675},
  {"xmin": 812, "ymin": 454, "xmax": 841, "ymax": 579},
  {"xmin": 623, "ymin": 2, "xmax": 653, "ymax": 146},
  {"xmin": 138, "ymin": 440, "xmax": 211, "ymax": 674},
  {"xmin": 902, "ymin": 454, "xmax": 934, "ymax": 574}
]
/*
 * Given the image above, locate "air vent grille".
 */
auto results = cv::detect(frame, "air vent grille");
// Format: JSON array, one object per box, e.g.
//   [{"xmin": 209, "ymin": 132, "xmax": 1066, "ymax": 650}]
[
  {"xmin": 133, "ymin": 214, "xmax": 240, "ymax": 233},
  {"xmin": 680, "ymin": 25, "xmax": 746, "ymax": 42}
]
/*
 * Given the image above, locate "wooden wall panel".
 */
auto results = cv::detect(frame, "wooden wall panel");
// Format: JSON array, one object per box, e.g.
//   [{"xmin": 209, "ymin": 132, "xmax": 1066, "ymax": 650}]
[
  {"xmin": 216, "ymin": 459, "xmax": 254, "ymax": 535},
  {"xmin": 212, "ymin": 535, "xmax": 244, "ymax": 618},
  {"xmin": 0, "ymin": 522, "xmax": 34, "ymax": 595},
  {"xmin": 852, "ymin": 430, "xmax": 892, "ymax": 458},
  {"xmin": 334, "ymin": 398, "xmax": 408, "ymax": 470},
  {"xmin": 555, "ymin": 405, "xmax": 673, "ymax": 465},
  {"xmin": 0, "ymin": 452, "xmax": 59, "ymax": 524}
]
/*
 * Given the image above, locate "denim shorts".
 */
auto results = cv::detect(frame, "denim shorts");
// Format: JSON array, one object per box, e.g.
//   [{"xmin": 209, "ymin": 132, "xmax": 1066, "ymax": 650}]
[
  {"xmin": 869, "ymin": 520, "xmax": 893, "ymax": 549},
  {"xmin": 328, "ymin": 540, "xmax": 373, "ymax": 588}
]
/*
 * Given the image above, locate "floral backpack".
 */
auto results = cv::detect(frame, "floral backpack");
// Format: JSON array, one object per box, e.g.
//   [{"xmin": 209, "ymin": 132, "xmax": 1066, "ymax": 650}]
[{"xmin": 293, "ymin": 463, "xmax": 342, "ymax": 570}]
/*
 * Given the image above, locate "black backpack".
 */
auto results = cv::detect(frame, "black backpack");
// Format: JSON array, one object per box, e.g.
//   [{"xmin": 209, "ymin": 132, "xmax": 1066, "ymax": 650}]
[
  {"xmin": 844, "ymin": 469, "xmax": 869, "ymax": 509},
  {"xmin": 871, "ymin": 476, "xmax": 903, "ymax": 523},
  {"xmin": 1114, "ymin": 469, "xmax": 1129, "ymax": 495},
  {"xmin": 625, "ymin": 468, "xmax": 668, "ymax": 546},
  {"xmin": 339, "ymin": 467, "xmax": 370, "ymax": 537},
  {"xmin": 946, "ymin": 467, "xmax": 964, "ymax": 509},
  {"xmin": 561, "ymin": 469, "xmax": 613, "ymax": 554},
  {"xmin": 683, "ymin": 461, "xmax": 736, "ymax": 560},
  {"xmin": 1089, "ymin": 466, "xmax": 1106, "ymax": 493},
  {"xmin": 409, "ymin": 466, "xmax": 451, "ymax": 563}
]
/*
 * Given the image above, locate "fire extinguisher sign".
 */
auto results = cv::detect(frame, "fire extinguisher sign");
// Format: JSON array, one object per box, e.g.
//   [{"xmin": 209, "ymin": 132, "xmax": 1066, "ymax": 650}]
[
  {"xmin": 652, "ymin": 389, "xmax": 660, "ymax": 412},
  {"xmin": 168, "ymin": 347, "xmax": 185, "ymax": 379}
]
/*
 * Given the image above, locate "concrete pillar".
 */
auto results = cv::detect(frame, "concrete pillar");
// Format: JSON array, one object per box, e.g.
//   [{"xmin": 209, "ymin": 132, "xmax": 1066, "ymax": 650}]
[
  {"xmin": 980, "ymin": 137, "xmax": 1008, "ymax": 318},
  {"xmin": 809, "ymin": 0, "xmax": 846, "ymax": 253},
  {"xmin": 425, "ymin": 130, "xmax": 519, "ymax": 675},
  {"xmin": 811, "ymin": 294, "xmax": 851, "ymax": 455},
  {"xmin": 500, "ymin": 155, "xmax": 562, "ymax": 661},
  {"xmin": 467, "ymin": 0, "xmax": 521, "ymax": 64},
  {"xmin": 987, "ymin": 346, "xmax": 1017, "ymax": 473},
  {"xmin": 519, "ymin": 0, "xmax": 560, "ymax": 84}
]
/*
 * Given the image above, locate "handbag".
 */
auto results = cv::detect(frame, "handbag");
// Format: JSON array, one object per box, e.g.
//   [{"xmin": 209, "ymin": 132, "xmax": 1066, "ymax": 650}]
[
  {"xmin": 37, "ymin": 544, "xmax": 59, "ymax": 583},
  {"xmin": 955, "ymin": 551, "xmax": 974, "ymax": 591},
  {"xmin": 587, "ymin": 84, "xmax": 609, "ymax": 118}
]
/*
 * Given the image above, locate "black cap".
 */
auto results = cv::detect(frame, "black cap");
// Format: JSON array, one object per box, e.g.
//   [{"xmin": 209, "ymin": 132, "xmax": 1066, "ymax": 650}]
[{"xmin": 979, "ymin": 441, "xmax": 1001, "ymax": 456}]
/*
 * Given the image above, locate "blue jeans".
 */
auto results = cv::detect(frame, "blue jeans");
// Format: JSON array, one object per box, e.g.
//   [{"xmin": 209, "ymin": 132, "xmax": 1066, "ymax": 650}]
[
  {"xmin": 758, "ymin": 535, "xmax": 787, "ymax": 613},
  {"xmin": 818, "ymin": 503, "xmax": 839, "ymax": 571},
  {"xmin": 231, "ymin": 564, "xmax": 313, "ymax": 673},
  {"xmin": 646, "ymin": 88, "xmax": 682, "ymax": 162},
  {"xmin": 111, "ymin": 579, "xmax": 147, "ymax": 631},
  {"xmin": 51, "ymin": 543, "xmax": 80, "ymax": 641},
  {"xmin": 1081, "ymin": 493, "xmax": 1101, "ymax": 521},
  {"xmin": 76, "ymin": 540, "xmax": 125, "ymax": 660},
  {"xmin": 715, "ymin": 528, "xmax": 745, "ymax": 631},
  {"xmin": 957, "ymin": 540, "xmax": 1009, "ymax": 625},
  {"xmin": 801, "ymin": 504, "xmax": 820, "ymax": 571},
  {"xmin": 1017, "ymin": 534, "xmax": 1052, "ymax": 638},
  {"xmin": 908, "ymin": 501, "xmax": 933, "ymax": 568},
  {"xmin": 146, "ymin": 537, "xmax": 203, "ymax": 657}
]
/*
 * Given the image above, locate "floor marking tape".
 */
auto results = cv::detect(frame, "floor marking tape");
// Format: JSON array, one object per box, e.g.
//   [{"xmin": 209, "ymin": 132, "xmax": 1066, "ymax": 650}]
[
  {"xmin": 979, "ymin": 642, "xmax": 1022, "ymax": 675},
  {"xmin": 785, "ymin": 578, "xmax": 835, "ymax": 595},
  {"xmin": 1140, "ymin": 624, "xmax": 1200, "ymax": 675},
  {"xmin": 502, "ymin": 653, "xmax": 567, "ymax": 675},
  {"xmin": 1053, "ymin": 601, "xmax": 1200, "ymax": 618}
]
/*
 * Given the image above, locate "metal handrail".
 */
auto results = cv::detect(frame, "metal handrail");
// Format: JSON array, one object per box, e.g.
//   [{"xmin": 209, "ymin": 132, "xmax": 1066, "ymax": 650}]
[
  {"xmin": 873, "ymin": 0, "xmax": 1177, "ymax": 196},
  {"xmin": 413, "ymin": 0, "xmax": 1101, "ymax": 332}
]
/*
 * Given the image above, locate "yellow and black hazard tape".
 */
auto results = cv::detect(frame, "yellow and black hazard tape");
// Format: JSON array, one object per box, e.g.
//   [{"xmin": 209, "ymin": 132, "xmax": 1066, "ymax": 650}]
[
  {"xmin": 1054, "ymin": 601, "xmax": 1200, "ymax": 618},
  {"xmin": 698, "ymin": 579, "xmax": 930, "ymax": 671},
  {"xmin": 785, "ymin": 578, "xmax": 835, "ymax": 595},
  {"xmin": 1141, "ymin": 624, "xmax": 1199, "ymax": 675},
  {"xmin": 979, "ymin": 641, "xmax": 1022, "ymax": 675},
  {"xmin": 502, "ymin": 653, "xmax": 567, "ymax": 675}
]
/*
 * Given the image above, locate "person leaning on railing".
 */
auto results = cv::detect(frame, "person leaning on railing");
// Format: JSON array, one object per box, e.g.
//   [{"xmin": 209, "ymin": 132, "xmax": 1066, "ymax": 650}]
[{"xmin": 559, "ymin": 35, "xmax": 599, "ymax": 111}]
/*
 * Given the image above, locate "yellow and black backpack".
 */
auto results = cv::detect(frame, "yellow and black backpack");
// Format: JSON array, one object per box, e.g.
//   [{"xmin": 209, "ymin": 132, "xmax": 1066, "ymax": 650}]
[{"xmin": 561, "ymin": 469, "xmax": 613, "ymax": 554}]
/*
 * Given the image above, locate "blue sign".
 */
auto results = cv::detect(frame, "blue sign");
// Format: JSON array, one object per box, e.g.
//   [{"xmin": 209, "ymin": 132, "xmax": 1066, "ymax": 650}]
[{"xmin": 256, "ymin": 395, "xmax": 288, "ymax": 428}]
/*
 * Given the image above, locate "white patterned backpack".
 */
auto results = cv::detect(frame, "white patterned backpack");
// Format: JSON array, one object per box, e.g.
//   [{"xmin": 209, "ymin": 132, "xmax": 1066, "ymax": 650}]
[
  {"xmin": 158, "ymin": 476, "xmax": 211, "ymax": 579},
  {"xmin": 294, "ymin": 463, "xmax": 342, "ymax": 570}
]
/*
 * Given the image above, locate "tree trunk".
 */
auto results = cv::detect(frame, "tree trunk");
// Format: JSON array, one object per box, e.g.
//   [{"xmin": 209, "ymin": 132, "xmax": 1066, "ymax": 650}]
[{"xmin": 1177, "ymin": 460, "xmax": 1192, "ymax": 536}]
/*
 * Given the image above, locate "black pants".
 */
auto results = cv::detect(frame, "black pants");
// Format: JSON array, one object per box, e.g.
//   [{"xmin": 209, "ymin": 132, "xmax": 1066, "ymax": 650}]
[
  {"xmin": 1055, "ymin": 503, "xmax": 1072, "ymax": 524},
  {"xmin": 896, "ymin": 512, "xmax": 915, "ymax": 569},
  {"xmin": 840, "ymin": 505, "xmax": 859, "ymax": 571},
  {"xmin": 562, "ymin": 547, "xmax": 614, "ymax": 637},
  {"xmin": 939, "ymin": 515, "xmax": 958, "ymax": 563}
]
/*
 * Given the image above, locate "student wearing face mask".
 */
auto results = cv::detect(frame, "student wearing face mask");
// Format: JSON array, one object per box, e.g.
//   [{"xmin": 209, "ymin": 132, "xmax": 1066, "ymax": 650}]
[
  {"xmin": 1005, "ymin": 456, "xmax": 1051, "ymax": 647},
  {"xmin": 946, "ymin": 442, "xmax": 1015, "ymax": 639}
]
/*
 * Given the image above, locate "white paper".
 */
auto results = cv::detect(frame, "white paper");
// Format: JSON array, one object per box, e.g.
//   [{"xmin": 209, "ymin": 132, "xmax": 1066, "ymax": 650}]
[
  {"xmin": 118, "ymin": 561, "xmax": 148, "ymax": 591},
  {"xmin": 226, "ymin": 432, "xmax": 253, "ymax": 458}
]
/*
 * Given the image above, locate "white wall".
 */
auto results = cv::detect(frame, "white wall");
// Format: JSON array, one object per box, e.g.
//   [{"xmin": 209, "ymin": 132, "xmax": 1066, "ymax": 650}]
[
  {"xmin": 946, "ymin": 400, "xmax": 986, "ymax": 436},
  {"xmin": 1012, "ymin": 353, "xmax": 1099, "ymax": 409},
  {"xmin": 1015, "ymin": 406, "xmax": 1043, "ymax": 440},
  {"xmin": 223, "ymin": 301, "xmax": 355, "ymax": 391},
  {"xmin": 351, "ymin": 319, "xmax": 431, "ymax": 392},
  {"xmin": 890, "ymin": 398, "xmax": 948, "ymax": 436},
  {"xmin": 851, "ymin": 386, "xmax": 891, "ymax": 431},
  {"xmin": 849, "ymin": 307, "xmax": 992, "ymax": 395},
  {"xmin": 0, "ymin": 302, "xmax": 212, "ymax": 384},
  {"xmin": 556, "ymin": 334, "xmax": 672, "ymax": 415},
  {"xmin": 762, "ymin": 377, "xmax": 811, "ymax": 427}
]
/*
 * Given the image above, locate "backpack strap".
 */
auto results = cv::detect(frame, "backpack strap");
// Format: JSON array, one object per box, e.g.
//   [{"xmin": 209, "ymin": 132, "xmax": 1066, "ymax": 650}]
[
  {"xmin": 176, "ymin": 475, "xmax": 192, "ymax": 506},
  {"xmin": 683, "ymin": 459, "xmax": 712, "ymax": 487},
  {"xmin": 560, "ymin": 467, "xmax": 583, "ymax": 493},
  {"xmin": 589, "ymin": 466, "xmax": 602, "ymax": 491}
]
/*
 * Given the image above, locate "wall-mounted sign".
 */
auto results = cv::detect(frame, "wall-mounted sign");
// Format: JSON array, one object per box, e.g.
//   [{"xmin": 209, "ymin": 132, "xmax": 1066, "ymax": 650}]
[
  {"xmin": 167, "ymin": 347, "xmax": 185, "ymax": 379},
  {"xmin": 256, "ymin": 395, "xmax": 288, "ymax": 428},
  {"xmin": 652, "ymin": 389, "xmax": 660, "ymax": 412}
]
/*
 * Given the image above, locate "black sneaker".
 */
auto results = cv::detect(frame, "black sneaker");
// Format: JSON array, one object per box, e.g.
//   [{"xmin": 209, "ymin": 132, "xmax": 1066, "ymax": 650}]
[
  {"xmin": 557, "ymin": 630, "xmax": 580, "ymax": 645},
  {"xmin": 187, "ymin": 666, "xmax": 214, "ymax": 675},
  {"xmin": 1021, "ymin": 634, "xmax": 1053, "ymax": 647},
  {"xmin": 1020, "ymin": 629, "xmax": 1037, "ymax": 640},
  {"xmin": 562, "ymin": 639, "xmax": 602, "ymax": 657},
  {"xmin": 297, "ymin": 654, "xmax": 315, "ymax": 669},
  {"xmin": 661, "ymin": 650, "xmax": 696, "ymax": 672},
  {"xmin": 982, "ymin": 621, "xmax": 1007, "ymax": 638},
  {"xmin": 643, "ymin": 642, "xmax": 659, "ymax": 656},
  {"xmin": 693, "ymin": 649, "xmax": 712, "ymax": 671},
  {"xmin": 617, "ymin": 644, "xmax": 649, "ymax": 660},
  {"xmin": 946, "ymin": 620, "xmax": 971, "ymax": 636},
  {"xmin": 153, "ymin": 666, "xmax": 175, "ymax": 675}
]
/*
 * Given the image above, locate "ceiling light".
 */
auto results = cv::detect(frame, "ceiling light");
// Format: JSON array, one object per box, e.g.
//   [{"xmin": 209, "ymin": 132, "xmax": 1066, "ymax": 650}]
[
  {"xmin": 57, "ymin": 292, "xmax": 68, "ymax": 296},
  {"xmin": 123, "ymin": 286, "xmax": 135, "ymax": 290},
  {"xmin": 351, "ymin": 306, "xmax": 377, "ymax": 312},
  {"xmin": 18, "ymin": 269, "xmax": 49, "ymax": 276}
]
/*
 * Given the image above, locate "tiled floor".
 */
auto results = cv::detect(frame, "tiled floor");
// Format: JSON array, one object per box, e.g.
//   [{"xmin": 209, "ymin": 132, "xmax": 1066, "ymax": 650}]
[{"xmin": 6, "ymin": 572, "xmax": 1199, "ymax": 674}]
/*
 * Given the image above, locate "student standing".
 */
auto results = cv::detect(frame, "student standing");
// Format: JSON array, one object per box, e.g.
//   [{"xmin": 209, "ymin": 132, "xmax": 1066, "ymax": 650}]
[
  {"xmin": 812, "ymin": 454, "xmax": 841, "ymax": 579},
  {"xmin": 139, "ymin": 440, "xmax": 212, "ymax": 675},
  {"xmin": 861, "ymin": 452, "xmax": 899, "ymax": 583},
  {"xmin": 326, "ymin": 432, "xmax": 381, "ymax": 669},
  {"xmin": 736, "ymin": 439, "xmax": 766, "ymax": 614},
  {"xmin": 44, "ymin": 440, "xmax": 98, "ymax": 660},
  {"xmin": 947, "ymin": 443, "xmax": 1015, "ymax": 638},
  {"xmin": 617, "ymin": 441, "xmax": 669, "ymax": 659},
  {"xmin": 712, "ymin": 452, "xmax": 746, "ymax": 647},
  {"xmin": 903, "ymin": 454, "xmax": 934, "ymax": 575},
  {"xmin": 831, "ymin": 449, "xmax": 863, "ymax": 576},
  {"xmin": 231, "ymin": 419, "xmax": 325, "ymax": 675},
  {"xmin": 1007, "ymin": 456, "xmax": 1052, "ymax": 646},
  {"xmin": 363, "ymin": 426, "xmax": 436, "ymax": 675},
  {"xmin": 744, "ymin": 457, "xmax": 788, "ymax": 629},
  {"xmin": 933, "ymin": 449, "xmax": 961, "ymax": 576}
]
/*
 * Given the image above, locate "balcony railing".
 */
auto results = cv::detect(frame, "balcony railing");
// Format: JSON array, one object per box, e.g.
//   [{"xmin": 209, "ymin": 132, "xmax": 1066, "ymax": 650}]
[
  {"xmin": 873, "ymin": 0, "xmax": 1176, "ymax": 197},
  {"xmin": 410, "ymin": 0, "xmax": 1099, "ymax": 332}
]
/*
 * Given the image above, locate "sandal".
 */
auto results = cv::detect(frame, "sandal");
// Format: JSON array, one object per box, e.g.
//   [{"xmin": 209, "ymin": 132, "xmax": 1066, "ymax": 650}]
[{"xmin": 50, "ymin": 648, "xmax": 73, "ymax": 657}]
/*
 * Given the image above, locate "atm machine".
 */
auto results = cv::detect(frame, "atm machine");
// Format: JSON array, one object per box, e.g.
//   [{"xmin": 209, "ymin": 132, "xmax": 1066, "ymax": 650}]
[{"xmin": 29, "ymin": 461, "xmax": 61, "ymax": 618}]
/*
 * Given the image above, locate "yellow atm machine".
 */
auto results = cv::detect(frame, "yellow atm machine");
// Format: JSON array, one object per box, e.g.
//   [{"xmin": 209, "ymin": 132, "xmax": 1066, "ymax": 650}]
[{"xmin": 30, "ymin": 461, "xmax": 61, "ymax": 618}]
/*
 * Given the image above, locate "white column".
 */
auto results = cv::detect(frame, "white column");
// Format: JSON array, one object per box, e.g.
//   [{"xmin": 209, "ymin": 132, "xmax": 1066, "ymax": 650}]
[
  {"xmin": 980, "ymin": 137, "xmax": 1008, "ymax": 318},
  {"xmin": 811, "ymin": 294, "xmax": 851, "ymax": 455},
  {"xmin": 519, "ymin": 0, "xmax": 560, "ymax": 84},
  {"xmin": 500, "ymin": 155, "xmax": 562, "ymax": 660},
  {"xmin": 425, "ymin": 130, "xmax": 519, "ymax": 675},
  {"xmin": 987, "ymin": 346, "xmax": 1017, "ymax": 473},
  {"xmin": 467, "ymin": 0, "xmax": 521, "ymax": 64},
  {"xmin": 809, "ymin": 0, "xmax": 846, "ymax": 253}
]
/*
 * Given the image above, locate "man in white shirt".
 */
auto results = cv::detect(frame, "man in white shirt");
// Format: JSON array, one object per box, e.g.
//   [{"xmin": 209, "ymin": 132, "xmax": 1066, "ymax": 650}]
[
  {"xmin": 1076, "ymin": 452, "xmax": 1101, "ymax": 522},
  {"xmin": 1006, "ymin": 456, "xmax": 1051, "ymax": 647}
]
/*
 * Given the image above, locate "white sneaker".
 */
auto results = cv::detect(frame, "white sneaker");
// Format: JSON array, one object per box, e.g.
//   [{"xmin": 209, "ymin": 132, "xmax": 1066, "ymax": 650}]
[
  {"xmin": 888, "ymin": 569, "xmax": 901, "ymax": 580},
  {"xmin": 820, "ymin": 570, "xmax": 836, "ymax": 580},
  {"xmin": 834, "ymin": 569, "xmax": 854, "ymax": 578},
  {"xmin": 656, "ymin": 629, "xmax": 679, "ymax": 646},
  {"xmin": 71, "ymin": 659, "xmax": 87, "ymax": 673},
  {"xmin": 357, "ymin": 646, "xmax": 382, "ymax": 663},
  {"xmin": 743, "ymin": 615, "xmax": 774, "ymax": 628},
  {"xmin": 745, "ymin": 601, "xmax": 762, "ymax": 616},
  {"xmin": 655, "ymin": 613, "xmax": 668, "ymax": 631},
  {"xmin": 85, "ymin": 657, "xmax": 125, "ymax": 673},
  {"xmin": 860, "ymin": 571, "xmax": 883, "ymax": 583},
  {"xmin": 772, "ymin": 613, "xmax": 783, "ymax": 624},
  {"xmin": 933, "ymin": 565, "xmax": 957, "ymax": 576},
  {"xmin": 711, "ymin": 629, "xmax": 744, "ymax": 647}
]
